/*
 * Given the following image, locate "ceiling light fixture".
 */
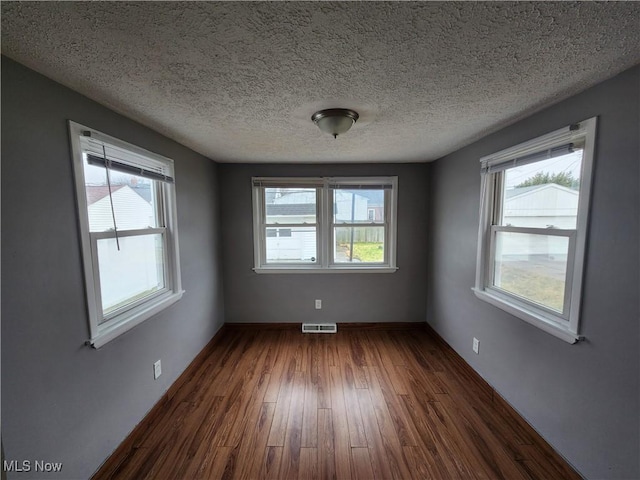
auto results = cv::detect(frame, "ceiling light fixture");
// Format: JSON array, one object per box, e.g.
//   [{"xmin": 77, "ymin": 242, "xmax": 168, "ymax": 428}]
[{"xmin": 311, "ymin": 108, "xmax": 359, "ymax": 139}]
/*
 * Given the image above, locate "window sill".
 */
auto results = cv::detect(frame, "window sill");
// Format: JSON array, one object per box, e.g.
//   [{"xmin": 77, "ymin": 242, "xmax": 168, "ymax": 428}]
[
  {"xmin": 89, "ymin": 290, "xmax": 184, "ymax": 348},
  {"xmin": 472, "ymin": 288, "xmax": 581, "ymax": 344},
  {"xmin": 254, "ymin": 266, "xmax": 398, "ymax": 274}
]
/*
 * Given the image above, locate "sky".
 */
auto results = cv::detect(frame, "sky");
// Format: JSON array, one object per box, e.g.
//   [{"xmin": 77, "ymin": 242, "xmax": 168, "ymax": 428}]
[
  {"xmin": 505, "ymin": 150, "xmax": 583, "ymax": 188},
  {"xmin": 83, "ymin": 161, "xmax": 152, "ymax": 186}
]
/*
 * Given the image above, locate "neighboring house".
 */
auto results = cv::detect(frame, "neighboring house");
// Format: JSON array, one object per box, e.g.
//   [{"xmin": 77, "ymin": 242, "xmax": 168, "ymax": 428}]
[
  {"xmin": 501, "ymin": 183, "xmax": 579, "ymax": 260},
  {"xmin": 85, "ymin": 184, "xmax": 160, "ymax": 311},
  {"xmin": 266, "ymin": 188, "xmax": 378, "ymax": 222},
  {"xmin": 264, "ymin": 190, "xmax": 318, "ymax": 261},
  {"xmin": 504, "ymin": 183, "xmax": 579, "ymax": 229},
  {"xmin": 264, "ymin": 189, "xmax": 381, "ymax": 261},
  {"xmin": 86, "ymin": 184, "xmax": 154, "ymax": 231},
  {"xmin": 352, "ymin": 189, "xmax": 384, "ymax": 222}
]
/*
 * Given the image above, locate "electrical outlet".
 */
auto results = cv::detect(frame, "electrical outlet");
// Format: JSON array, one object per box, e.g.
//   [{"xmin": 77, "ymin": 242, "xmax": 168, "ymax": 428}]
[
  {"xmin": 154, "ymin": 360, "xmax": 162, "ymax": 379},
  {"xmin": 315, "ymin": 299, "xmax": 322, "ymax": 309},
  {"xmin": 472, "ymin": 338, "xmax": 480, "ymax": 355}
]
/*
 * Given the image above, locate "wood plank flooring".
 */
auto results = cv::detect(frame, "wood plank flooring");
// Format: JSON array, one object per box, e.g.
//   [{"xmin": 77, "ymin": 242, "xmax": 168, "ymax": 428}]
[{"xmin": 93, "ymin": 324, "xmax": 581, "ymax": 480}]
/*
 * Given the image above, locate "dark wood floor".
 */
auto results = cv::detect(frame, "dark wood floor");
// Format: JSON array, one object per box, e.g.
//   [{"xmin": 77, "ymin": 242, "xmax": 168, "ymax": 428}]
[{"xmin": 93, "ymin": 324, "xmax": 581, "ymax": 480}]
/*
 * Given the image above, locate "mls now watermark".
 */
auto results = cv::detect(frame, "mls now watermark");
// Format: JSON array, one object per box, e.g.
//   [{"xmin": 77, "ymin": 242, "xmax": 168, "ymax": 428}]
[{"xmin": 4, "ymin": 460, "xmax": 63, "ymax": 473}]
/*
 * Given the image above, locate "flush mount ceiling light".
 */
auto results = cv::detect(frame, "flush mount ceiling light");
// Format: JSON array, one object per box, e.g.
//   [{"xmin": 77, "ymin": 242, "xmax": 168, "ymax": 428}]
[{"xmin": 311, "ymin": 108, "xmax": 359, "ymax": 139}]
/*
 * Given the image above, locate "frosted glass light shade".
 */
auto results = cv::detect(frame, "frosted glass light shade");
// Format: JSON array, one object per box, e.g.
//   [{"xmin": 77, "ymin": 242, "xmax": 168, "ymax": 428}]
[{"xmin": 312, "ymin": 109, "xmax": 359, "ymax": 138}]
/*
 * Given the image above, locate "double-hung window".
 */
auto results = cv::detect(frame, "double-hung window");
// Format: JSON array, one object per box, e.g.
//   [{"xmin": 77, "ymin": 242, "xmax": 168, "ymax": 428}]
[
  {"xmin": 474, "ymin": 117, "xmax": 597, "ymax": 343},
  {"xmin": 252, "ymin": 177, "xmax": 398, "ymax": 272},
  {"xmin": 69, "ymin": 122, "xmax": 183, "ymax": 348}
]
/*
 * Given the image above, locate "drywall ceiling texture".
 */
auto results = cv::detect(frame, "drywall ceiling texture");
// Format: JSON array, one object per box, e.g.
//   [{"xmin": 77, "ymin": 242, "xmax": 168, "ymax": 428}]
[{"xmin": 2, "ymin": 2, "xmax": 639, "ymax": 163}]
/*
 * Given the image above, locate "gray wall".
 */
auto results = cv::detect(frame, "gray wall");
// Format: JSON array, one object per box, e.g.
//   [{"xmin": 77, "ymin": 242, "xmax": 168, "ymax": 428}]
[
  {"xmin": 219, "ymin": 163, "xmax": 428, "ymax": 324},
  {"xmin": 1, "ymin": 57, "xmax": 225, "ymax": 479},
  {"xmin": 427, "ymin": 65, "xmax": 639, "ymax": 479}
]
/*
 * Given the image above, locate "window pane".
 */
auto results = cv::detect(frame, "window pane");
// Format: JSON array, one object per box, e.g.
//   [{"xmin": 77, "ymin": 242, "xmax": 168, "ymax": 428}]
[
  {"xmin": 334, "ymin": 190, "xmax": 385, "ymax": 224},
  {"xmin": 493, "ymin": 231, "xmax": 569, "ymax": 313},
  {"xmin": 334, "ymin": 227, "xmax": 385, "ymax": 263},
  {"xmin": 265, "ymin": 188, "xmax": 316, "ymax": 224},
  {"xmin": 97, "ymin": 234, "xmax": 165, "ymax": 319},
  {"xmin": 501, "ymin": 150, "xmax": 583, "ymax": 229},
  {"xmin": 84, "ymin": 158, "xmax": 158, "ymax": 232},
  {"xmin": 266, "ymin": 226, "xmax": 316, "ymax": 263}
]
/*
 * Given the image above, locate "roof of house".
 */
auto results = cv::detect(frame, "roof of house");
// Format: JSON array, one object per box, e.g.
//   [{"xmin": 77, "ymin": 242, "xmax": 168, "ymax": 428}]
[
  {"xmin": 85, "ymin": 185, "xmax": 125, "ymax": 205},
  {"xmin": 85, "ymin": 184, "xmax": 152, "ymax": 205},
  {"xmin": 505, "ymin": 183, "xmax": 578, "ymax": 200},
  {"xmin": 266, "ymin": 204, "xmax": 316, "ymax": 216},
  {"xmin": 266, "ymin": 189, "xmax": 384, "ymax": 216}
]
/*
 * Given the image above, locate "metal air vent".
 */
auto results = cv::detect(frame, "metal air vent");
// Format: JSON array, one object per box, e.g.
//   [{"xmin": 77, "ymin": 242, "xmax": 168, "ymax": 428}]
[{"xmin": 301, "ymin": 323, "xmax": 337, "ymax": 334}]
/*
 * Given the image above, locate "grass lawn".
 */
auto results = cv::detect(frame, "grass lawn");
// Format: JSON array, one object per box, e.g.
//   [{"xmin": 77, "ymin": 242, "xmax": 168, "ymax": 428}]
[
  {"xmin": 339, "ymin": 242, "xmax": 384, "ymax": 262},
  {"xmin": 497, "ymin": 262, "xmax": 565, "ymax": 312}
]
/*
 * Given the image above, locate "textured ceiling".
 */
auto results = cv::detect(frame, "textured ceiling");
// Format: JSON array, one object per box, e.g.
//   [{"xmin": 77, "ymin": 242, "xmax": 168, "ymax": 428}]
[{"xmin": 2, "ymin": 2, "xmax": 639, "ymax": 163}]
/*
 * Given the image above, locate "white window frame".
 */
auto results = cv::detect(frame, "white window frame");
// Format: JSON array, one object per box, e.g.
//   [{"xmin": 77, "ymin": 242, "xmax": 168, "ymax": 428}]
[
  {"xmin": 473, "ymin": 117, "xmax": 597, "ymax": 343},
  {"xmin": 252, "ymin": 176, "xmax": 398, "ymax": 273},
  {"xmin": 69, "ymin": 121, "xmax": 184, "ymax": 348}
]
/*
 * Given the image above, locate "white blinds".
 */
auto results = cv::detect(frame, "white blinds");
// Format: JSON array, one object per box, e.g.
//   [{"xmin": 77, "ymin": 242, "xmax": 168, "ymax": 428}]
[
  {"xmin": 252, "ymin": 177, "xmax": 323, "ymax": 188},
  {"xmin": 327, "ymin": 182, "xmax": 392, "ymax": 190},
  {"xmin": 485, "ymin": 142, "xmax": 583, "ymax": 174},
  {"xmin": 252, "ymin": 177, "xmax": 395, "ymax": 189},
  {"xmin": 80, "ymin": 133, "xmax": 174, "ymax": 183},
  {"xmin": 479, "ymin": 121, "xmax": 587, "ymax": 173}
]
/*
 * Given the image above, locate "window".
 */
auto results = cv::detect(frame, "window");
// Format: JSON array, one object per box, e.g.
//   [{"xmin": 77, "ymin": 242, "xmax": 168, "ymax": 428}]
[
  {"xmin": 69, "ymin": 122, "xmax": 183, "ymax": 348},
  {"xmin": 474, "ymin": 118, "xmax": 596, "ymax": 343},
  {"xmin": 367, "ymin": 208, "xmax": 376, "ymax": 221},
  {"xmin": 252, "ymin": 177, "xmax": 398, "ymax": 272}
]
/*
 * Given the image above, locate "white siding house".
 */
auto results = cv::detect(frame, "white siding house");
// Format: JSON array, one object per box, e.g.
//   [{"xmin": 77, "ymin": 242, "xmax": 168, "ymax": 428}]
[
  {"xmin": 86, "ymin": 185, "xmax": 161, "ymax": 312},
  {"xmin": 504, "ymin": 183, "xmax": 579, "ymax": 229},
  {"xmin": 87, "ymin": 185, "xmax": 154, "ymax": 231},
  {"xmin": 265, "ymin": 189, "xmax": 376, "ymax": 261},
  {"xmin": 501, "ymin": 184, "xmax": 579, "ymax": 260}
]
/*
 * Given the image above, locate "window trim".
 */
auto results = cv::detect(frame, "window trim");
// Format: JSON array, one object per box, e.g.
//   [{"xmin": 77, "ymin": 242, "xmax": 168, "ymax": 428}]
[
  {"xmin": 69, "ymin": 121, "xmax": 184, "ymax": 348},
  {"xmin": 252, "ymin": 176, "xmax": 398, "ymax": 273},
  {"xmin": 473, "ymin": 117, "xmax": 597, "ymax": 343}
]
